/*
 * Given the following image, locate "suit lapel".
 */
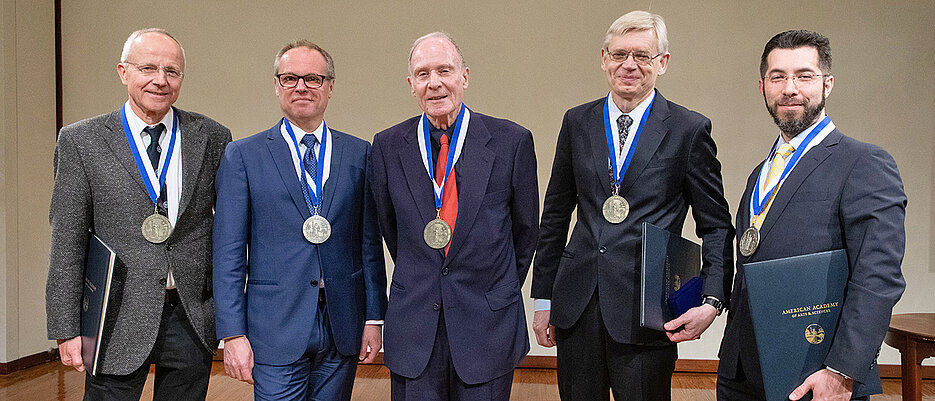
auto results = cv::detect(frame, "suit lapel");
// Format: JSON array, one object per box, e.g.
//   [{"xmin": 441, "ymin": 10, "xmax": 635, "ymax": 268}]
[
  {"xmin": 176, "ymin": 109, "xmax": 208, "ymax": 219},
  {"xmin": 587, "ymin": 101, "xmax": 613, "ymax": 198},
  {"xmin": 444, "ymin": 113, "xmax": 494, "ymax": 264},
  {"xmin": 758, "ymin": 130, "xmax": 841, "ymax": 242},
  {"xmin": 399, "ymin": 120, "xmax": 438, "ymax": 230},
  {"xmin": 98, "ymin": 110, "xmax": 149, "ymax": 195},
  {"xmin": 320, "ymin": 129, "xmax": 344, "ymax": 219},
  {"xmin": 266, "ymin": 121, "xmax": 312, "ymax": 220},
  {"xmin": 619, "ymin": 91, "xmax": 669, "ymax": 197}
]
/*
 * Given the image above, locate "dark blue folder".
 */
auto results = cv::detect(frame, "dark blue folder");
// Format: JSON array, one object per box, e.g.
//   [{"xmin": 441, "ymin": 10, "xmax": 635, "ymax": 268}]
[
  {"xmin": 640, "ymin": 222, "xmax": 703, "ymax": 331},
  {"xmin": 744, "ymin": 249, "xmax": 881, "ymax": 401},
  {"xmin": 80, "ymin": 233, "xmax": 116, "ymax": 376}
]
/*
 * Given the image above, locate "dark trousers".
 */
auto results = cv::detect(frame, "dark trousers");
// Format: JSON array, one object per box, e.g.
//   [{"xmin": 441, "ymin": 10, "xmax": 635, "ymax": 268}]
[
  {"xmin": 83, "ymin": 290, "xmax": 212, "ymax": 401},
  {"xmin": 391, "ymin": 310, "xmax": 514, "ymax": 401},
  {"xmin": 717, "ymin": 358, "xmax": 868, "ymax": 401},
  {"xmin": 556, "ymin": 290, "xmax": 677, "ymax": 401},
  {"xmin": 252, "ymin": 289, "xmax": 358, "ymax": 401}
]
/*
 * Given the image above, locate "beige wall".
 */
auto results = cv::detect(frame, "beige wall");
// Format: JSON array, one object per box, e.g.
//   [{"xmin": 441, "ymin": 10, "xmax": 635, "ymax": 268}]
[{"xmin": 3, "ymin": 0, "xmax": 931, "ymax": 365}]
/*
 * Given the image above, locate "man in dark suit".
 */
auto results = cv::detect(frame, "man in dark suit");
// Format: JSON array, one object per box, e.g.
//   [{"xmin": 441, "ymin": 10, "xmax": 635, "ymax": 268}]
[
  {"xmin": 46, "ymin": 29, "xmax": 231, "ymax": 400},
  {"xmin": 369, "ymin": 32, "xmax": 539, "ymax": 400},
  {"xmin": 716, "ymin": 30, "xmax": 906, "ymax": 401},
  {"xmin": 213, "ymin": 40, "xmax": 387, "ymax": 401},
  {"xmin": 531, "ymin": 11, "xmax": 734, "ymax": 401}
]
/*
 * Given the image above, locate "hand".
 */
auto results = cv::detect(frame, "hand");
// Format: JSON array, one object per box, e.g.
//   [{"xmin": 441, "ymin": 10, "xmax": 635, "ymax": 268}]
[
  {"xmin": 359, "ymin": 324, "xmax": 383, "ymax": 363},
  {"xmin": 57, "ymin": 337, "xmax": 85, "ymax": 372},
  {"xmin": 533, "ymin": 310, "xmax": 557, "ymax": 347},
  {"xmin": 789, "ymin": 368, "xmax": 853, "ymax": 400},
  {"xmin": 663, "ymin": 304, "xmax": 718, "ymax": 342},
  {"xmin": 223, "ymin": 336, "xmax": 254, "ymax": 384}
]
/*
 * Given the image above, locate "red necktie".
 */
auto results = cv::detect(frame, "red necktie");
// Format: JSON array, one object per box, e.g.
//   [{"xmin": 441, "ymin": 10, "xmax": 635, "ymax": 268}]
[{"xmin": 436, "ymin": 134, "xmax": 458, "ymax": 254}]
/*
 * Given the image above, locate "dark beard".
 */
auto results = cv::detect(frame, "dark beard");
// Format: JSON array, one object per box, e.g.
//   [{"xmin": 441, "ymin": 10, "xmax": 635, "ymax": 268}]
[{"xmin": 766, "ymin": 91, "xmax": 826, "ymax": 138}]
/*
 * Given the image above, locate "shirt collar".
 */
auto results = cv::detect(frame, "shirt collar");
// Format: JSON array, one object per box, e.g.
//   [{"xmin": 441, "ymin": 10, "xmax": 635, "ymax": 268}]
[
  {"xmin": 124, "ymin": 101, "xmax": 174, "ymax": 139},
  {"xmin": 285, "ymin": 118, "xmax": 325, "ymax": 143},
  {"xmin": 607, "ymin": 89, "xmax": 656, "ymax": 129}
]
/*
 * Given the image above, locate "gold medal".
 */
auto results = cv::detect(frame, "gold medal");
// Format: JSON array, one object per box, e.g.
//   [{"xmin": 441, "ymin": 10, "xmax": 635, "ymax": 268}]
[
  {"xmin": 142, "ymin": 213, "xmax": 172, "ymax": 243},
  {"xmin": 303, "ymin": 215, "xmax": 331, "ymax": 244},
  {"xmin": 424, "ymin": 218, "xmax": 451, "ymax": 249},
  {"xmin": 602, "ymin": 194, "xmax": 629, "ymax": 224},
  {"xmin": 739, "ymin": 226, "xmax": 760, "ymax": 257}
]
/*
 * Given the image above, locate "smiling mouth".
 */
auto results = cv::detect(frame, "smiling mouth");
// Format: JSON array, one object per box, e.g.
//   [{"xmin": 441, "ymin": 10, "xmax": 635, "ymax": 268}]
[{"xmin": 427, "ymin": 95, "xmax": 448, "ymax": 101}]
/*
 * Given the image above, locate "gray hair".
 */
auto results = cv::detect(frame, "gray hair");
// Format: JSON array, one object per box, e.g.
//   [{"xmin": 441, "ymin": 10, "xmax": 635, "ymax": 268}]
[
  {"xmin": 604, "ymin": 11, "xmax": 669, "ymax": 55},
  {"xmin": 120, "ymin": 28, "xmax": 186, "ymax": 64},
  {"xmin": 273, "ymin": 40, "xmax": 336, "ymax": 79},
  {"xmin": 408, "ymin": 32, "xmax": 466, "ymax": 75}
]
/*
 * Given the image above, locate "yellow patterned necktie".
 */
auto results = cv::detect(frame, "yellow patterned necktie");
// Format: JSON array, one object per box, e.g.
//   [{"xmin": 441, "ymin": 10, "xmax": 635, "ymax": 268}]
[{"xmin": 751, "ymin": 143, "xmax": 795, "ymax": 229}]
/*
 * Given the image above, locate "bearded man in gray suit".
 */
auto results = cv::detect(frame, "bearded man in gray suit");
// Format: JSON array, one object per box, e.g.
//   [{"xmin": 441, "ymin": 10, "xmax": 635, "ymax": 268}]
[{"xmin": 46, "ymin": 28, "xmax": 231, "ymax": 400}]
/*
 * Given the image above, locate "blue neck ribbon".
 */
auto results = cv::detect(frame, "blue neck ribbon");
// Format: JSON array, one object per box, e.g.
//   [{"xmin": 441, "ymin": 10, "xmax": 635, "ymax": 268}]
[
  {"xmin": 604, "ymin": 95, "xmax": 653, "ymax": 193},
  {"xmin": 283, "ymin": 118, "xmax": 328, "ymax": 215},
  {"xmin": 120, "ymin": 105, "xmax": 178, "ymax": 204},
  {"xmin": 422, "ymin": 104, "xmax": 466, "ymax": 209}
]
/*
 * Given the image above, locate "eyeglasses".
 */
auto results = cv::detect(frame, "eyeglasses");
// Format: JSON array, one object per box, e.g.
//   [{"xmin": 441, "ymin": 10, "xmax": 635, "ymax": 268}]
[
  {"xmin": 764, "ymin": 73, "xmax": 827, "ymax": 86},
  {"xmin": 124, "ymin": 62, "xmax": 184, "ymax": 80},
  {"xmin": 275, "ymin": 73, "xmax": 332, "ymax": 89},
  {"xmin": 605, "ymin": 49, "xmax": 663, "ymax": 65}
]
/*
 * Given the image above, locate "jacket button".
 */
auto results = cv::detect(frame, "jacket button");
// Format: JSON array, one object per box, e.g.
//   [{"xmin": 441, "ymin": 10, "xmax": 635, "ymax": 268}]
[
  {"xmin": 441, "ymin": 267, "xmax": 449, "ymax": 276},
  {"xmin": 599, "ymin": 246, "xmax": 607, "ymax": 254},
  {"xmin": 159, "ymin": 278, "xmax": 167, "ymax": 285},
  {"xmin": 310, "ymin": 280, "xmax": 319, "ymax": 287},
  {"xmin": 166, "ymin": 244, "xmax": 173, "ymax": 251},
  {"xmin": 432, "ymin": 303, "xmax": 440, "ymax": 311}
]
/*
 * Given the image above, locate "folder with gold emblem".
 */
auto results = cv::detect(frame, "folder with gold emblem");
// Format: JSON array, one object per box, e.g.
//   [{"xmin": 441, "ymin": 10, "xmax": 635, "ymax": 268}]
[
  {"xmin": 80, "ymin": 233, "xmax": 116, "ymax": 376},
  {"xmin": 744, "ymin": 249, "xmax": 881, "ymax": 400},
  {"xmin": 640, "ymin": 222, "xmax": 703, "ymax": 331}
]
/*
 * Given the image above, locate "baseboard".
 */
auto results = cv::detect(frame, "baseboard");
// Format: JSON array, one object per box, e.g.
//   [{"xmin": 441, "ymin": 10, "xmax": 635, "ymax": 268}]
[
  {"xmin": 0, "ymin": 348, "xmax": 60, "ymax": 375},
  {"xmin": 212, "ymin": 349, "xmax": 934, "ymax": 379}
]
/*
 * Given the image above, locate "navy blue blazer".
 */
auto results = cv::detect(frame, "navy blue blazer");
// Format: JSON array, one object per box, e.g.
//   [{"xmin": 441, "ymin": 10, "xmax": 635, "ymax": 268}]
[
  {"xmin": 213, "ymin": 121, "xmax": 387, "ymax": 365},
  {"xmin": 369, "ymin": 111, "xmax": 539, "ymax": 385},
  {"xmin": 532, "ymin": 91, "xmax": 734, "ymax": 345},
  {"xmin": 718, "ymin": 128, "xmax": 907, "ymax": 387}
]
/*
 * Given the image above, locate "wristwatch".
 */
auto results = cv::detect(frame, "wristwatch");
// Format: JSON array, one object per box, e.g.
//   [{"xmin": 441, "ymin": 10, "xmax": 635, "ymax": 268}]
[{"xmin": 703, "ymin": 296, "xmax": 725, "ymax": 316}]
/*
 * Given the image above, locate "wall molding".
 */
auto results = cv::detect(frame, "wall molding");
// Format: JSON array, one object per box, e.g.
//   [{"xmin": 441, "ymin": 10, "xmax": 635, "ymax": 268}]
[{"xmin": 0, "ymin": 349, "xmax": 59, "ymax": 375}]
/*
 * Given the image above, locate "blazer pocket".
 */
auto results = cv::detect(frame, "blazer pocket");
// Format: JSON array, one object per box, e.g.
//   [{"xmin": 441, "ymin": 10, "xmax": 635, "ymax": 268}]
[
  {"xmin": 790, "ymin": 190, "xmax": 829, "ymax": 202},
  {"xmin": 561, "ymin": 249, "xmax": 575, "ymax": 258},
  {"xmin": 646, "ymin": 155, "xmax": 685, "ymax": 169},
  {"xmin": 390, "ymin": 279, "xmax": 406, "ymax": 291},
  {"xmin": 485, "ymin": 280, "xmax": 520, "ymax": 311},
  {"xmin": 351, "ymin": 269, "xmax": 363, "ymax": 279},
  {"xmin": 481, "ymin": 188, "xmax": 510, "ymax": 205},
  {"xmin": 247, "ymin": 279, "xmax": 278, "ymax": 286}
]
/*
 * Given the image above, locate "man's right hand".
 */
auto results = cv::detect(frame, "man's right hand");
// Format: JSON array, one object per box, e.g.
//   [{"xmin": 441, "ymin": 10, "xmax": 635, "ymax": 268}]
[
  {"xmin": 223, "ymin": 336, "xmax": 254, "ymax": 384},
  {"xmin": 57, "ymin": 337, "xmax": 85, "ymax": 371},
  {"xmin": 533, "ymin": 309, "xmax": 557, "ymax": 347}
]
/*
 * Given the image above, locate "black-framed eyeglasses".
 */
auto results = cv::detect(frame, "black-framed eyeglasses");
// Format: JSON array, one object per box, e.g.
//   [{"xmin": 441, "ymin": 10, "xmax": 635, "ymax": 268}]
[
  {"xmin": 124, "ymin": 62, "xmax": 184, "ymax": 80},
  {"xmin": 605, "ymin": 49, "xmax": 663, "ymax": 65},
  {"xmin": 275, "ymin": 73, "xmax": 332, "ymax": 88},
  {"xmin": 763, "ymin": 73, "xmax": 828, "ymax": 86}
]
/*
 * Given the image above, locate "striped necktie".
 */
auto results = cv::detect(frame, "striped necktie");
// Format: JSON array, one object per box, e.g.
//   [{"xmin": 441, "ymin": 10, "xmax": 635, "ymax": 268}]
[{"xmin": 751, "ymin": 143, "xmax": 795, "ymax": 229}]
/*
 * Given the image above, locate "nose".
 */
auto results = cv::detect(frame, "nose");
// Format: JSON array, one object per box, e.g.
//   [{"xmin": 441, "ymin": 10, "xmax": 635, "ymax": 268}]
[
  {"xmin": 294, "ymin": 77, "xmax": 311, "ymax": 92},
  {"xmin": 781, "ymin": 77, "xmax": 800, "ymax": 96},
  {"xmin": 620, "ymin": 54, "xmax": 639, "ymax": 69},
  {"xmin": 427, "ymin": 71, "xmax": 442, "ymax": 88},
  {"xmin": 151, "ymin": 69, "xmax": 168, "ymax": 85}
]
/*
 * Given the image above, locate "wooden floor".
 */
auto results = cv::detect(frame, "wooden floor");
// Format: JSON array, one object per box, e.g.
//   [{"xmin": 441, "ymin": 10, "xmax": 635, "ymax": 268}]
[{"xmin": 1, "ymin": 361, "xmax": 933, "ymax": 400}]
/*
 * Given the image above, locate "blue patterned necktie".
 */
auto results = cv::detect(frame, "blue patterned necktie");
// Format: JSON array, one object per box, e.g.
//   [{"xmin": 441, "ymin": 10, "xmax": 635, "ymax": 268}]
[
  {"xmin": 144, "ymin": 124, "xmax": 167, "ymax": 210},
  {"xmin": 301, "ymin": 133, "xmax": 319, "ymax": 198}
]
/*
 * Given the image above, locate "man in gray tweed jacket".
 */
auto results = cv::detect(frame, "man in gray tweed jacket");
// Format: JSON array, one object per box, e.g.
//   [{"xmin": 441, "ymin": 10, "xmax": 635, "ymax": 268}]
[{"xmin": 46, "ymin": 28, "xmax": 230, "ymax": 400}]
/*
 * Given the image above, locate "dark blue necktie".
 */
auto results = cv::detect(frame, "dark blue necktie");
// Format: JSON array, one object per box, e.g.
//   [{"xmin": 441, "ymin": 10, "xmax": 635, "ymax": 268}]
[
  {"xmin": 301, "ymin": 133, "xmax": 319, "ymax": 203},
  {"xmin": 144, "ymin": 124, "xmax": 168, "ymax": 211}
]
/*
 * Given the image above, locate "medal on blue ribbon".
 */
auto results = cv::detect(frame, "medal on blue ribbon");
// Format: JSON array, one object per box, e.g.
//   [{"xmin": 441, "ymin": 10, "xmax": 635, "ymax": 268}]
[
  {"xmin": 741, "ymin": 115, "xmax": 832, "ymax": 256},
  {"xmin": 120, "ymin": 105, "xmax": 178, "ymax": 243},
  {"xmin": 419, "ymin": 104, "xmax": 468, "ymax": 249},
  {"xmin": 602, "ymin": 94, "xmax": 653, "ymax": 224},
  {"xmin": 283, "ymin": 118, "xmax": 332, "ymax": 244}
]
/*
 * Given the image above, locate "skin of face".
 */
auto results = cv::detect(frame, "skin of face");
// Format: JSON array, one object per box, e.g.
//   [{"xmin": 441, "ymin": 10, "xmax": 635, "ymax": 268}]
[
  {"xmin": 274, "ymin": 47, "xmax": 334, "ymax": 132},
  {"xmin": 408, "ymin": 37, "xmax": 469, "ymax": 129},
  {"xmin": 759, "ymin": 46, "xmax": 834, "ymax": 141},
  {"xmin": 601, "ymin": 29, "xmax": 669, "ymax": 113},
  {"xmin": 117, "ymin": 32, "xmax": 186, "ymax": 125}
]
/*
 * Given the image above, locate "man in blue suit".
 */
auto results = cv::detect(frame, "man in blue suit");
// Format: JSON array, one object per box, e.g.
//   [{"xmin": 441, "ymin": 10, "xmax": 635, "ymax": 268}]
[
  {"xmin": 213, "ymin": 40, "xmax": 387, "ymax": 401},
  {"xmin": 717, "ymin": 30, "xmax": 906, "ymax": 401},
  {"xmin": 369, "ymin": 32, "xmax": 539, "ymax": 400}
]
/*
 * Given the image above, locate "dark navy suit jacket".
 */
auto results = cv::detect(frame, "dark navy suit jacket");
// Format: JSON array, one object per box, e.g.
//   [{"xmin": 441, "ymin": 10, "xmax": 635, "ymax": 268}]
[
  {"xmin": 532, "ymin": 91, "xmax": 734, "ymax": 345},
  {"xmin": 369, "ymin": 110, "xmax": 539, "ymax": 384},
  {"xmin": 213, "ymin": 121, "xmax": 387, "ymax": 365},
  {"xmin": 718, "ymin": 128, "xmax": 906, "ymax": 387}
]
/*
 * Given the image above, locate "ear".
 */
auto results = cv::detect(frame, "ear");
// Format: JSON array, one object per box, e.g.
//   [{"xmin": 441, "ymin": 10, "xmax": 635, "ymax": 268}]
[
  {"xmin": 823, "ymin": 75, "xmax": 834, "ymax": 98},
  {"xmin": 656, "ymin": 53, "xmax": 670, "ymax": 75},
  {"xmin": 117, "ymin": 63, "xmax": 128, "ymax": 85},
  {"xmin": 326, "ymin": 79, "xmax": 334, "ymax": 99},
  {"xmin": 407, "ymin": 76, "xmax": 416, "ymax": 97},
  {"xmin": 462, "ymin": 66, "xmax": 470, "ymax": 89},
  {"xmin": 600, "ymin": 48, "xmax": 609, "ymax": 72},
  {"xmin": 758, "ymin": 78, "xmax": 765, "ymax": 95}
]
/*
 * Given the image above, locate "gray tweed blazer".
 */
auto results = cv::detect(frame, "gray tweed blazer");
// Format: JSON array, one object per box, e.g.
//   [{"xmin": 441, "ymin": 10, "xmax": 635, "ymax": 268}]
[{"xmin": 46, "ymin": 107, "xmax": 231, "ymax": 375}]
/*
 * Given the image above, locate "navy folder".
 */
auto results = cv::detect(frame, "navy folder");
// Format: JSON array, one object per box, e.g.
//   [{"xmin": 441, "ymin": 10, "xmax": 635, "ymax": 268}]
[
  {"xmin": 744, "ymin": 249, "xmax": 881, "ymax": 401},
  {"xmin": 80, "ymin": 233, "xmax": 116, "ymax": 376},
  {"xmin": 640, "ymin": 222, "xmax": 703, "ymax": 331}
]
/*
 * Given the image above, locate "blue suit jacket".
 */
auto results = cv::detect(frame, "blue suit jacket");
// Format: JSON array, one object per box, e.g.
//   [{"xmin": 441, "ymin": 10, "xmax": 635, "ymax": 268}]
[
  {"xmin": 369, "ymin": 111, "xmax": 539, "ymax": 385},
  {"xmin": 213, "ymin": 121, "xmax": 387, "ymax": 365},
  {"xmin": 718, "ymin": 128, "xmax": 906, "ymax": 388}
]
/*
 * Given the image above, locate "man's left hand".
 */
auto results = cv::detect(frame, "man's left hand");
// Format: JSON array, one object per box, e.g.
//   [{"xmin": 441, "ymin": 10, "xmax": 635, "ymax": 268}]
[
  {"xmin": 359, "ymin": 324, "xmax": 382, "ymax": 363},
  {"xmin": 663, "ymin": 304, "xmax": 718, "ymax": 342},
  {"xmin": 789, "ymin": 368, "xmax": 853, "ymax": 401}
]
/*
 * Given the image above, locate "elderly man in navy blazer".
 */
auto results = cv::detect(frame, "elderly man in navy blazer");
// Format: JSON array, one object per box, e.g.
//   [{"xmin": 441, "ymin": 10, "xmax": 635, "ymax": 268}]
[
  {"xmin": 369, "ymin": 32, "xmax": 539, "ymax": 400},
  {"xmin": 717, "ymin": 30, "xmax": 906, "ymax": 401},
  {"xmin": 213, "ymin": 40, "xmax": 387, "ymax": 401}
]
